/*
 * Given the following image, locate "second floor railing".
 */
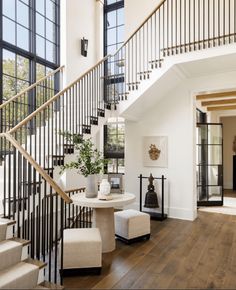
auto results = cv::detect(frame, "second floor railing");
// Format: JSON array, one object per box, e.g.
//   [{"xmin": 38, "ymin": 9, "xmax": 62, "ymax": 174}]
[{"xmin": 105, "ymin": 0, "xmax": 236, "ymax": 102}]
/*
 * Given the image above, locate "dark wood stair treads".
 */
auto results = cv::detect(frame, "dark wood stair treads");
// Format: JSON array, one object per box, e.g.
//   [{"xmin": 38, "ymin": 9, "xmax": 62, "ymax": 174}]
[
  {"xmin": 82, "ymin": 125, "xmax": 91, "ymax": 134},
  {"xmin": 90, "ymin": 116, "xmax": 99, "ymax": 126},
  {"xmin": 97, "ymin": 109, "xmax": 105, "ymax": 117}
]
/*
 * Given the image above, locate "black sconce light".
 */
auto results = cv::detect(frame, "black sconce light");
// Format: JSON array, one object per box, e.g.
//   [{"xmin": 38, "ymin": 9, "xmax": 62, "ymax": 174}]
[{"xmin": 81, "ymin": 37, "xmax": 88, "ymax": 57}]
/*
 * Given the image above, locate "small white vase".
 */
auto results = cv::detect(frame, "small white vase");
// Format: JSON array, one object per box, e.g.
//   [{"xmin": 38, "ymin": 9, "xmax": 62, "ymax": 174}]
[
  {"xmin": 85, "ymin": 175, "xmax": 98, "ymax": 198},
  {"xmin": 100, "ymin": 179, "xmax": 111, "ymax": 195}
]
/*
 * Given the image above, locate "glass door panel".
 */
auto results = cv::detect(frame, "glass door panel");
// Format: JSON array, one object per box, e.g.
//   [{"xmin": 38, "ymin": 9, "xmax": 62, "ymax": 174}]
[{"xmin": 197, "ymin": 123, "xmax": 223, "ymax": 206}]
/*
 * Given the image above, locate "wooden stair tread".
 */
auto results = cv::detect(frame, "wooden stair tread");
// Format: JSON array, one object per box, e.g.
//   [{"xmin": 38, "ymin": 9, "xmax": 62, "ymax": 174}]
[
  {"xmin": 24, "ymin": 258, "xmax": 47, "ymax": 269},
  {"xmin": 9, "ymin": 237, "xmax": 31, "ymax": 246},
  {"xmin": 0, "ymin": 219, "xmax": 16, "ymax": 226}
]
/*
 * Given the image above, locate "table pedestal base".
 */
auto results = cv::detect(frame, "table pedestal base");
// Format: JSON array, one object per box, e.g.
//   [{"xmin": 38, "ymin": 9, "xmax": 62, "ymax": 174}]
[{"xmin": 93, "ymin": 208, "xmax": 115, "ymax": 253}]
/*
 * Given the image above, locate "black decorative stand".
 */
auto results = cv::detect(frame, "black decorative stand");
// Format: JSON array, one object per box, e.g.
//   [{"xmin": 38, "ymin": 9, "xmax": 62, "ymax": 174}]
[
  {"xmin": 138, "ymin": 174, "xmax": 167, "ymax": 221},
  {"xmin": 233, "ymin": 155, "xmax": 236, "ymax": 191}
]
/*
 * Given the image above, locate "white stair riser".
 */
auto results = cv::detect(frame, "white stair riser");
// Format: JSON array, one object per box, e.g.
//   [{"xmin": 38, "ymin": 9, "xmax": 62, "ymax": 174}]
[
  {"xmin": 37, "ymin": 268, "xmax": 45, "ymax": 285},
  {"xmin": 6, "ymin": 225, "xmax": 14, "ymax": 240},
  {"xmin": 21, "ymin": 245, "xmax": 29, "ymax": 261}
]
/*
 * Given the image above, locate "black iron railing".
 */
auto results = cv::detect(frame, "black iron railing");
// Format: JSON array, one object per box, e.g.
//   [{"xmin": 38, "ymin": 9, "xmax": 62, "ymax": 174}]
[{"xmin": 105, "ymin": 0, "xmax": 236, "ymax": 102}]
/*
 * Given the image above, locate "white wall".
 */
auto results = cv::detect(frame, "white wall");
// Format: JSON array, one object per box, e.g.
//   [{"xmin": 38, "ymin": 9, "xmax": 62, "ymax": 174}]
[
  {"xmin": 125, "ymin": 0, "xmax": 162, "ymax": 38},
  {"xmin": 125, "ymin": 67, "xmax": 236, "ymax": 221},
  {"xmin": 61, "ymin": 0, "xmax": 104, "ymax": 84},
  {"xmin": 125, "ymin": 85, "xmax": 196, "ymax": 221}
]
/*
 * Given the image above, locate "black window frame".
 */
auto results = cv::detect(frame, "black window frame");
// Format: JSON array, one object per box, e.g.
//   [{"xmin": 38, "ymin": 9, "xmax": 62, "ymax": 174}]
[
  {"xmin": 104, "ymin": 0, "xmax": 124, "ymax": 103},
  {"xmin": 0, "ymin": 0, "xmax": 60, "ymax": 107}
]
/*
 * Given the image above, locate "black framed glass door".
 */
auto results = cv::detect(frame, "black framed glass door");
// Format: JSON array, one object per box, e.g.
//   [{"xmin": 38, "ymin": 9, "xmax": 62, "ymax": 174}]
[{"xmin": 197, "ymin": 123, "xmax": 223, "ymax": 206}]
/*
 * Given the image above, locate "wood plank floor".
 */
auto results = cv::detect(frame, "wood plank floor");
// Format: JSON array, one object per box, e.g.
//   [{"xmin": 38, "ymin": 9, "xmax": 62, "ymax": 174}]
[{"xmin": 63, "ymin": 211, "xmax": 236, "ymax": 289}]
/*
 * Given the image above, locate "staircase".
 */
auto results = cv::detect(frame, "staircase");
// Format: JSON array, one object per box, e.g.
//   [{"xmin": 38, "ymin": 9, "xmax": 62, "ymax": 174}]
[
  {"xmin": 0, "ymin": 0, "xmax": 236, "ymax": 287},
  {"xmin": 0, "ymin": 218, "xmax": 64, "ymax": 289}
]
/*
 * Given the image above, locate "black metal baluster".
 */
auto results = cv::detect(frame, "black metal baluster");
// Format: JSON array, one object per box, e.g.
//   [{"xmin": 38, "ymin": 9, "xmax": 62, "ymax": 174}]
[
  {"xmin": 208, "ymin": 0, "xmax": 210, "ymax": 48},
  {"xmin": 218, "ymin": 0, "xmax": 221, "ymax": 45},
  {"xmin": 189, "ymin": 0, "xmax": 191, "ymax": 51},
  {"xmin": 223, "ymin": 0, "xmax": 226, "ymax": 44}
]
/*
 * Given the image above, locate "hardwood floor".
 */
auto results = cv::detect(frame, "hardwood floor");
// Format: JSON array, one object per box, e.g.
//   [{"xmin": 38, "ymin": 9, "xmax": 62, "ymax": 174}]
[
  {"xmin": 224, "ymin": 189, "xmax": 236, "ymax": 198},
  {"xmin": 63, "ymin": 212, "xmax": 236, "ymax": 289}
]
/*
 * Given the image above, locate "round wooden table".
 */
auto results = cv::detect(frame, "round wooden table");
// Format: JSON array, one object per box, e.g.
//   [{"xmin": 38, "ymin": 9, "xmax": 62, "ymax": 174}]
[{"xmin": 71, "ymin": 193, "xmax": 136, "ymax": 253}]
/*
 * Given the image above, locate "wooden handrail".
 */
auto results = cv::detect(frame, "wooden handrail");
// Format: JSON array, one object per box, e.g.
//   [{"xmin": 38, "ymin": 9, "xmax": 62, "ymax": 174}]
[
  {"xmin": 65, "ymin": 187, "xmax": 86, "ymax": 194},
  {"xmin": 0, "ymin": 65, "xmax": 65, "ymax": 109},
  {"xmin": 114, "ymin": 0, "xmax": 166, "ymax": 55},
  {"xmin": 0, "ymin": 132, "xmax": 72, "ymax": 204},
  {"xmin": 8, "ymin": 55, "xmax": 110, "ymax": 134}
]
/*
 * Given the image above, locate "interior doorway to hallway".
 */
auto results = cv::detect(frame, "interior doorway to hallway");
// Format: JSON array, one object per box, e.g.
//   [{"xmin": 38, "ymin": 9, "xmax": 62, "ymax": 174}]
[
  {"xmin": 196, "ymin": 119, "xmax": 224, "ymax": 206},
  {"xmin": 197, "ymin": 107, "xmax": 236, "ymax": 215}
]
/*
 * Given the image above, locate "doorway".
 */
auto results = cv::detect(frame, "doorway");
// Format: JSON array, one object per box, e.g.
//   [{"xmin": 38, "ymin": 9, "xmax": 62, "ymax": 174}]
[{"xmin": 196, "ymin": 122, "xmax": 223, "ymax": 206}]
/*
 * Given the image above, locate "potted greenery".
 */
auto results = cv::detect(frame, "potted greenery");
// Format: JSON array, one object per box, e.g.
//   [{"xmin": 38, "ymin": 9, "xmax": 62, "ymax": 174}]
[{"xmin": 60, "ymin": 133, "xmax": 107, "ymax": 198}]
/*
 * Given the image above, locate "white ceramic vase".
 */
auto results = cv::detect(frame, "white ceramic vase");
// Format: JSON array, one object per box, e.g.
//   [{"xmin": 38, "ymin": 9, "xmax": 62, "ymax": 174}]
[
  {"xmin": 85, "ymin": 175, "xmax": 98, "ymax": 198},
  {"xmin": 100, "ymin": 179, "xmax": 111, "ymax": 195}
]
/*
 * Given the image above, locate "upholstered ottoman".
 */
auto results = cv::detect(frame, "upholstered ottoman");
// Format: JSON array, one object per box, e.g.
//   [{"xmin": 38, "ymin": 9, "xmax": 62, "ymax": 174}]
[
  {"xmin": 114, "ymin": 209, "xmax": 150, "ymax": 244},
  {"xmin": 62, "ymin": 228, "xmax": 102, "ymax": 275}
]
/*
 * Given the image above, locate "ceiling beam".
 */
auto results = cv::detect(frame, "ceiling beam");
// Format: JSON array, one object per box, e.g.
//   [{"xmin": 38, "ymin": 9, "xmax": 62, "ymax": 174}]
[
  {"xmin": 202, "ymin": 98, "xmax": 236, "ymax": 106},
  {"xmin": 196, "ymin": 90, "xmax": 236, "ymax": 100},
  {"xmin": 207, "ymin": 105, "xmax": 236, "ymax": 111}
]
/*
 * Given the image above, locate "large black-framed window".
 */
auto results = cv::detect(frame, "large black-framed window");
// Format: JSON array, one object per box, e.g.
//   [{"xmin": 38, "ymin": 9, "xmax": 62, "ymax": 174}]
[
  {"xmin": 104, "ymin": 0, "xmax": 124, "ymax": 56},
  {"xmin": 104, "ymin": 117, "xmax": 125, "ymax": 174},
  {"xmin": 104, "ymin": 0, "xmax": 124, "ymax": 102},
  {"xmin": 104, "ymin": 1, "xmax": 125, "ymax": 173},
  {"xmin": 0, "ymin": 0, "xmax": 60, "ymax": 107}
]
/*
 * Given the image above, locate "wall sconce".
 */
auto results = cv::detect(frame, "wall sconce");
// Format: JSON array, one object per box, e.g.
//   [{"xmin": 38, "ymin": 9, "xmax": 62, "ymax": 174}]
[{"xmin": 81, "ymin": 37, "xmax": 88, "ymax": 57}]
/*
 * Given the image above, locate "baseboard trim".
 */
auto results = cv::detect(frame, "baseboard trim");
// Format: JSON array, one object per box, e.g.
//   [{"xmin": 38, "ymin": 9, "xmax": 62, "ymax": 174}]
[{"xmin": 168, "ymin": 207, "xmax": 196, "ymax": 221}]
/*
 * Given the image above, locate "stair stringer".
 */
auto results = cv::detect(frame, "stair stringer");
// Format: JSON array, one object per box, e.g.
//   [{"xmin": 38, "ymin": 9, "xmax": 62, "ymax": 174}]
[{"xmin": 118, "ymin": 43, "xmax": 236, "ymax": 120}]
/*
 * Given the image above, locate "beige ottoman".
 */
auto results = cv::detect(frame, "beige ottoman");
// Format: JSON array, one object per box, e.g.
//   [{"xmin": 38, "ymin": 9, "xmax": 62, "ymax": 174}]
[
  {"xmin": 114, "ymin": 209, "xmax": 150, "ymax": 244},
  {"xmin": 62, "ymin": 228, "xmax": 102, "ymax": 275}
]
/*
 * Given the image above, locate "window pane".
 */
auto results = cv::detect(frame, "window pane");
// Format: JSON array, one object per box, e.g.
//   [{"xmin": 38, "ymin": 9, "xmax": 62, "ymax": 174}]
[
  {"xmin": 36, "ymin": 0, "xmax": 45, "ymax": 14},
  {"xmin": 118, "ymin": 123, "xmax": 125, "ymax": 134},
  {"xmin": 117, "ymin": 9, "xmax": 124, "ymax": 25},
  {"xmin": 107, "ymin": 159, "xmax": 118, "ymax": 173},
  {"xmin": 36, "ymin": 35, "xmax": 45, "ymax": 58},
  {"xmin": 107, "ymin": 11, "xmax": 116, "ymax": 28},
  {"xmin": 107, "ymin": 45, "xmax": 117, "ymax": 55},
  {"xmin": 2, "ymin": 0, "xmax": 15, "ymax": 20},
  {"xmin": 36, "ymin": 13, "xmax": 45, "ymax": 36},
  {"xmin": 16, "ymin": 79, "xmax": 29, "ymax": 94},
  {"xmin": 46, "ymin": 41, "xmax": 55, "ymax": 62},
  {"xmin": 17, "ymin": 25, "xmax": 29, "ymax": 50},
  {"xmin": 46, "ymin": 19, "xmax": 55, "ymax": 42},
  {"xmin": 3, "ymin": 17, "xmax": 16, "ymax": 45},
  {"xmin": 107, "ymin": 28, "xmax": 117, "ymax": 45},
  {"xmin": 117, "ymin": 26, "xmax": 124, "ymax": 43},
  {"xmin": 17, "ymin": 0, "xmax": 29, "ymax": 28},
  {"xmin": 3, "ymin": 75, "xmax": 17, "ymax": 99},
  {"xmin": 3, "ymin": 50, "xmax": 16, "ymax": 77},
  {"xmin": 46, "ymin": 0, "xmax": 55, "ymax": 21},
  {"xmin": 36, "ymin": 63, "xmax": 46, "ymax": 81},
  {"xmin": 17, "ymin": 55, "xmax": 29, "ymax": 81},
  {"xmin": 118, "ymin": 159, "xmax": 125, "ymax": 173}
]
